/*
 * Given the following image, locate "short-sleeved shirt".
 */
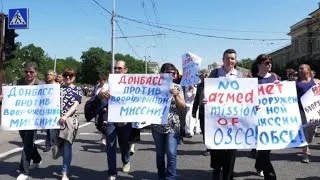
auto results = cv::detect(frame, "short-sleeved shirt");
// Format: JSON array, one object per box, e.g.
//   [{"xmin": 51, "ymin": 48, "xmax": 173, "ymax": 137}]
[
  {"xmin": 152, "ymin": 83, "xmax": 183, "ymax": 134},
  {"xmin": 61, "ymin": 85, "xmax": 83, "ymax": 117}
]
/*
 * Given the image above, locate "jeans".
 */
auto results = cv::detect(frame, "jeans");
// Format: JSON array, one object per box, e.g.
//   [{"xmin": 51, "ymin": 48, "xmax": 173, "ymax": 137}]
[
  {"xmin": 106, "ymin": 122, "xmax": 132, "ymax": 176},
  {"xmin": 62, "ymin": 140, "xmax": 72, "ymax": 174},
  {"xmin": 152, "ymin": 128, "xmax": 179, "ymax": 180},
  {"xmin": 19, "ymin": 130, "xmax": 42, "ymax": 174}
]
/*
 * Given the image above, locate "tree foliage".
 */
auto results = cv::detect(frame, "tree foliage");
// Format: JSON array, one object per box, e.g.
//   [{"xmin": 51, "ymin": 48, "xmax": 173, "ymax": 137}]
[
  {"xmin": 237, "ymin": 58, "xmax": 254, "ymax": 70},
  {"xmin": 3, "ymin": 43, "xmax": 151, "ymax": 84}
]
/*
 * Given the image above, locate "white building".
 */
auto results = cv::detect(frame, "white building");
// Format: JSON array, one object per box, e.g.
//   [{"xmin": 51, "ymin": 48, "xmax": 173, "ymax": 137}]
[{"xmin": 147, "ymin": 61, "xmax": 159, "ymax": 74}]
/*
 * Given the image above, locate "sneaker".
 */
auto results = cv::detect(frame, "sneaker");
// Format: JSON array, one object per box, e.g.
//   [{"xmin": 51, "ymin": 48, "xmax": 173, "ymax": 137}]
[
  {"xmin": 122, "ymin": 163, "xmax": 130, "ymax": 173},
  {"xmin": 101, "ymin": 134, "xmax": 106, "ymax": 146},
  {"xmin": 29, "ymin": 161, "xmax": 42, "ymax": 170},
  {"xmin": 61, "ymin": 174, "xmax": 69, "ymax": 180},
  {"xmin": 107, "ymin": 175, "xmax": 116, "ymax": 180},
  {"xmin": 301, "ymin": 157, "xmax": 310, "ymax": 163},
  {"xmin": 130, "ymin": 144, "xmax": 135, "ymax": 156},
  {"xmin": 17, "ymin": 173, "xmax": 29, "ymax": 180},
  {"xmin": 257, "ymin": 170, "xmax": 264, "ymax": 177}
]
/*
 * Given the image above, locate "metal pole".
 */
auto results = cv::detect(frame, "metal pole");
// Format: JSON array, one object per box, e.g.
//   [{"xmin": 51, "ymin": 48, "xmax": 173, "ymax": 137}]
[
  {"xmin": 0, "ymin": 13, "xmax": 5, "ymax": 94},
  {"xmin": 145, "ymin": 56, "xmax": 147, "ymax": 74},
  {"xmin": 111, "ymin": 0, "xmax": 115, "ymax": 73},
  {"xmin": 53, "ymin": 55, "xmax": 57, "ymax": 72}
]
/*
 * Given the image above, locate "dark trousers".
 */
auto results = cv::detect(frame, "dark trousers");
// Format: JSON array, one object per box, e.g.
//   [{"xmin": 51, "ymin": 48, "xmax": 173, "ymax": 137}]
[
  {"xmin": 19, "ymin": 130, "xmax": 42, "ymax": 174},
  {"xmin": 130, "ymin": 128, "xmax": 141, "ymax": 143},
  {"xmin": 199, "ymin": 113, "xmax": 205, "ymax": 142},
  {"xmin": 255, "ymin": 150, "xmax": 277, "ymax": 180},
  {"xmin": 45, "ymin": 129, "xmax": 51, "ymax": 146},
  {"xmin": 211, "ymin": 150, "xmax": 237, "ymax": 180}
]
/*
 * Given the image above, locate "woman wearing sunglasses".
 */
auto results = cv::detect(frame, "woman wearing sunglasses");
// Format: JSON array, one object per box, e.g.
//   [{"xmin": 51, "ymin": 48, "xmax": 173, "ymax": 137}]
[
  {"xmin": 250, "ymin": 54, "xmax": 278, "ymax": 180},
  {"xmin": 52, "ymin": 68, "xmax": 83, "ymax": 180},
  {"xmin": 152, "ymin": 63, "xmax": 186, "ymax": 180}
]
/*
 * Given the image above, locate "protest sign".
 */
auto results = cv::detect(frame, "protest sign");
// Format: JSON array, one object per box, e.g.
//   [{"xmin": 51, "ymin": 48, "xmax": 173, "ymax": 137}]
[
  {"xmin": 204, "ymin": 78, "xmax": 258, "ymax": 149},
  {"xmin": 300, "ymin": 84, "xmax": 320, "ymax": 125},
  {"xmin": 108, "ymin": 74, "xmax": 173, "ymax": 124},
  {"xmin": 1, "ymin": 84, "xmax": 61, "ymax": 130},
  {"xmin": 257, "ymin": 82, "xmax": 307, "ymax": 150},
  {"xmin": 180, "ymin": 52, "xmax": 201, "ymax": 86}
]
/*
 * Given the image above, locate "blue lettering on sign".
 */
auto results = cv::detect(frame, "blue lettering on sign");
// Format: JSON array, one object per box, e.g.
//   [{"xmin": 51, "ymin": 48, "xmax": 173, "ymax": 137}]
[
  {"xmin": 120, "ymin": 106, "xmax": 162, "ymax": 116},
  {"xmin": 217, "ymin": 80, "xmax": 239, "ymax": 90},
  {"xmin": 258, "ymin": 129, "xmax": 304, "ymax": 145},
  {"xmin": 213, "ymin": 127, "xmax": 256, "ymax": 146},
  {"xmin": 210, "ymin": 106, "xmax": 257, "ymax": 116},
  {"xmin": 258, "ymin": 116, "xmax": 298, "ymax": 127},
  {"xmin": 9, "ymin": 117, "xmax": 59, "ymax": 128}
]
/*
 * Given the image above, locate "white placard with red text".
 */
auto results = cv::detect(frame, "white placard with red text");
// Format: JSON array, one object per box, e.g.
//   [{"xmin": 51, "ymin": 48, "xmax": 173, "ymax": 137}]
[
  {"xmin": 180, "ymin": 52, "xmax": 202, "ymax": 86},
  {"xmin": 108, "ymin": 74, "xmax": 173, "ymax": 124}
]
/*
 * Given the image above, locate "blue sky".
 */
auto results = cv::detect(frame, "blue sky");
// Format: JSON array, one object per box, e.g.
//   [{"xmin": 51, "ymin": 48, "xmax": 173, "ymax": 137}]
[{"xmin": 3, "ymin": 0, "xmax": 320, "ymax": 70}]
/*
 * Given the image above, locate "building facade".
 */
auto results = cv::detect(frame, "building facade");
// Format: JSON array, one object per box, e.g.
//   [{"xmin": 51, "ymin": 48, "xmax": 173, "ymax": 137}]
[
  {"xmin": 270, "ymin": 3, "xmax": 320, "ymax": 69},
  {"xmin": 147, "ymin": 60, "xmax": 159, "ymax": 74}
]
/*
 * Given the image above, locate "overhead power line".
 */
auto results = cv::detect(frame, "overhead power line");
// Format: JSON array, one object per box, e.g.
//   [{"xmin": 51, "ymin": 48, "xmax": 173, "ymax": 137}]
[
  {"xmin": 115, "ymin": 22, "xmax": 142, "ymax": 60},
  {"xmin": 92, "ymin": 0, "xmax": 289, "ymax": 41},
  {"xmin": 92, "ymin": 0, "xmax": 112, "ymax": 15},
  {"xmin": 115, "ymin": 33, "xmax": 165, "ymax": 39}
]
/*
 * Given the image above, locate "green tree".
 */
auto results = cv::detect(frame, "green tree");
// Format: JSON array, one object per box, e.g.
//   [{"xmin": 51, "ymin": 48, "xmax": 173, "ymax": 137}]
[
  {"xmin": 81, "ymin": 47, "xmax": 109, "ymax": 84},
  {"xmin": 237, "ymin": 58, "xmax": 254, "ymax": 70},
  {"xmin": 3, "ymin": 43, "xmax": 49, "ymax": 82}
]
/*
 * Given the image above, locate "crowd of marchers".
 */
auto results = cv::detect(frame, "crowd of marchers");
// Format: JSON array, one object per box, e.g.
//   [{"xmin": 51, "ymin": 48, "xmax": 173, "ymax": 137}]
[{"xmin": 5, "ymin": 48, "xmax": 320, "ymax": 180}]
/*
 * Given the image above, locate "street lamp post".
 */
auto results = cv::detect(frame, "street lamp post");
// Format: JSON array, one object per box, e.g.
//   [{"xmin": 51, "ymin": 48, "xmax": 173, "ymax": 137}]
[
  {"xmin": 144, "ymin": 56, "xmax": 150, "ymax": 74},
  {"xmin": 144, "ymin": 45, "xmax": 156, "ymax": 74}
]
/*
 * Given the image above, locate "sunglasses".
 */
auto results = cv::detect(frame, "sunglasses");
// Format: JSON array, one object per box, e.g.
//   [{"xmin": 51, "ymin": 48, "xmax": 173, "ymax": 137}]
[
  {"xmin": 263, "ymin": 61, "xmax": 272, "ymax": 65},
  {"xmin": 63, "ymin": 73, "xmax": 74, "ymax": 78},
  {"xmin": 165, "ymin": 71, "xmax": 176, "ymax": 76},
  {"xmin": 114, "ymin": 67, "xmax": 123, "ymax": 70},
  {"xmin": 25, "ymin": 70, "xmax": 35, "ymax": 74}
]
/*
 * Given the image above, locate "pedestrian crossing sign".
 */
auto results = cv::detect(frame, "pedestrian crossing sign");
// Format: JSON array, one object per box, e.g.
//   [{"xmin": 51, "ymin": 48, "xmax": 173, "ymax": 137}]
[{"xmin": 8, "ymin": 8, "xmax": 29, "ymax": 29}]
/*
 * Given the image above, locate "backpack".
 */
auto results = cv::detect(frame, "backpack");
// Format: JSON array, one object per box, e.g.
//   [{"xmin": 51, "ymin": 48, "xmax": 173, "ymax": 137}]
[{"xmin": 84, "ymin": 96, "xmax": 100, "ymax": 121}]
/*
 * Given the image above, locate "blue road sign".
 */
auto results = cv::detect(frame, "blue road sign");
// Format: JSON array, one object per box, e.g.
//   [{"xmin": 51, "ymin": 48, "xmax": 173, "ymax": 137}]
[{"xmin": 8, "ymin": 8, "xmax": 29, "ymax": 29}]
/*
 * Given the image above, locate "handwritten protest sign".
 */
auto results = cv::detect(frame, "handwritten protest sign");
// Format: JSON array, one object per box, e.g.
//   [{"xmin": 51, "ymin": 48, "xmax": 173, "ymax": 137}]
[
  {"xmin": 257, "ymin": 82, "xmax": 307, "ymax": 150},
  {"xmin": 1, "ymin": 84, "xmax": 61, "ymax": 130},
  {"xmin": 204, "ymin": 78, "xmax": 258, "ymax": 149},
  {"xmin": 301, "ymin": 84, "xmax": 320, "ymax": 126},
  {"xmin": 108, "ymin": 74, "xmax": 173, "ymax": 124},
  {"xmin": 180, "ymin": 52, "xmax": 202, "ymax": 86}
]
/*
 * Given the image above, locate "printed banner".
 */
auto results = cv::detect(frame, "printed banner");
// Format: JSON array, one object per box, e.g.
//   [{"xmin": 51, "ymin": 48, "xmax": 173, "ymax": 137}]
[
  {"xmin": 1, "ymin": 84, "xmax": 61, "ymax": 130},
  {"xmin": 257, "ymin": 82, "xmax": 307, "ymax": 150},
  {"xmin": 300, "ymin": 84, "xmax": 320, "ymax": 125},
  {"xmin": 180, "ymin": 52, "xmax": 202, "ymax": 86},
  {"xmin": 108, "ymin": 74, "xmax": 173, "ymax": 124},
  {"xmin": 204, "ymin": 78, "xmax": 258, "ymax": 149}
]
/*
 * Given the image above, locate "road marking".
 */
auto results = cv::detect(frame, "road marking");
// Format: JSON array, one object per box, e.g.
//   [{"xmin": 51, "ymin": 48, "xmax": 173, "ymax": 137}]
[
  {"xmin": 79, "ymin": 122, "xmax": 93, "ymax": 128},
  {"xmin": 0, "ymin": 122, "xmax": 93, "ymax": 159}
]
